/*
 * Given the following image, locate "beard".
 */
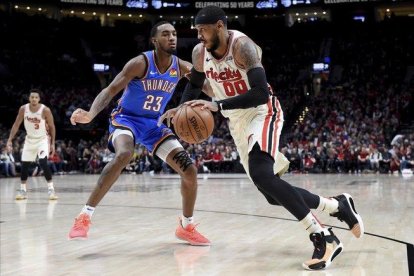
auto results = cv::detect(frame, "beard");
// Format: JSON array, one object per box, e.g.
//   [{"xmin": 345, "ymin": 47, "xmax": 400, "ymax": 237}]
[
  {"xmin": 205, "ymin": 33, "xmax": 220, "ymax": 52},
  {"xmin": 165, "ymin": 48, "xmax": 177, "ymax": 55}
]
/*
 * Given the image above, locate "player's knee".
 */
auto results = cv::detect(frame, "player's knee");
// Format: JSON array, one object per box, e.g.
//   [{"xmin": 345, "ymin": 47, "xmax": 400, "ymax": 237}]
[
  {"xmin": 182, "ymin": 164, "xmax": 197, "ymax": 181},
  {"xmin": 115, "ymin": 149, "xmax": 134, "ymax": 165}
]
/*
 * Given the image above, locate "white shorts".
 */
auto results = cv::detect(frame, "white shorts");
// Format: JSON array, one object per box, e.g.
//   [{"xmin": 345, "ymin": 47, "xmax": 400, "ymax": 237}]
[
  {"xmin": 22, "ymin": 136, "xmax": 49, "ymax": 162},
  {"xmin": 229, "ymin": 96, "xmax": 290, "ymax": 180}
]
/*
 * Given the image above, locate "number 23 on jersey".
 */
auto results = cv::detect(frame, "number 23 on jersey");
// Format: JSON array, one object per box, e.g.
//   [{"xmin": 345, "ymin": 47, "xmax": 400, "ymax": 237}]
[{"xmin": 143, "ymin": 95, "xmax": 163, "ymax": 112}]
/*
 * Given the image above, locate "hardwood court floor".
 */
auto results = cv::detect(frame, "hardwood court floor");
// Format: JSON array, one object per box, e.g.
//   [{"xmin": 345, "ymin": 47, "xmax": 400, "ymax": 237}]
[{"xmin": 1, "ymin": 173, "xmax": 413, "ymax": 276}]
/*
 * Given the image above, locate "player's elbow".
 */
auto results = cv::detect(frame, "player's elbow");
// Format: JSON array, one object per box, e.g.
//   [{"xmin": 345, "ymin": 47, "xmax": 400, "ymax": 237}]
[{"xmin": 254, "ymin": 87, "xmax": 269, "ymax": 106}]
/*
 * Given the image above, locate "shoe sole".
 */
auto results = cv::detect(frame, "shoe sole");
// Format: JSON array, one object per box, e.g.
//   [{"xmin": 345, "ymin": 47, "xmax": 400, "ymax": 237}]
[
  {"xmin": 68, "ymin": 235, "xmax": 88, "ymax": 240},
  {"xmin": 302, "ymin": 242, "xmax": 344, "ymax": 270},
  {"xmin": 175, "ymin": 235, "xmax": 211, "ymax": 246},
  {"xmin": 342, "ymin": 193, "xmax": 364, "ymax": 238}
]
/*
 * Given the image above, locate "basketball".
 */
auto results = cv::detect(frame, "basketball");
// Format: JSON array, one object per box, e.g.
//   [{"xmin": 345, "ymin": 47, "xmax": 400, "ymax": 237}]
[{"xmin": 173, "ymin": 105, "xmax": 214, "ymax": 144}]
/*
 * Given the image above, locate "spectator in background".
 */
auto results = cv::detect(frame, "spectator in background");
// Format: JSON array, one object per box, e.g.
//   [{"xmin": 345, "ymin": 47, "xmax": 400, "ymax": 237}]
[
  {"xmin": 369, "ymin": 147, "xmax": 382, "ymax": 173},
  {"xmin": 379, "ymin": 146, "xmax": 391, "ymax": 173},
  {"xmin": 400, "ymin": 146, "xmax": 413, "ymax": 171},
  {"xmin": 212, "ymin": 148, "xmax": 223, "ymax": 173},
  {"xmin": 1, "ymin": 146, "xmax": 16, "ymax": 177},
  {"xmin": 357, "ymin": 146, "xmax": 370, "ymax": 173},
  {"xmin": 48, "ymin": 148, "xmax": 65, "ymax": 174},
  {"xmin": 139, "ymin": 149, "xmax": 154, "ymax": 173}
]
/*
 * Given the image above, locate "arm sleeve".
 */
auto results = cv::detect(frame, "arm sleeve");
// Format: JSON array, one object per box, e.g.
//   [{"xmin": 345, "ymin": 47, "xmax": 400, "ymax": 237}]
[
  {"xmin": 180, "ymin": 67, "xmax": 206, "ymax": 104},
  {"xmin": 216, "ymin": 67, "xmax": 269, "ymax": 110}
]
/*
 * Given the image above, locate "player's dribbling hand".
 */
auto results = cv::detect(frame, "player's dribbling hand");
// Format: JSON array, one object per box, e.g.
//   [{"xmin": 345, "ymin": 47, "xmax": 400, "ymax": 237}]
[
  {"xmin": 158, "ymin": 106, "xmax": 180, "ymax": 127},
  {"xmin": 70, "ymin": 108, "xmax": 93, "ymax": 125},
  {"xmin": 186, "ymin": 100, "xmax": 219, "ymax": 112}
]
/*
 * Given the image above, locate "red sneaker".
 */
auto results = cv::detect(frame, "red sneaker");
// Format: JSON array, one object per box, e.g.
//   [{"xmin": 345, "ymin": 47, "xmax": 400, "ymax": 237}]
[
  {"xmin": 175, "ymin": 218, "xmax": 210, "ymax": 246},
  {"xmin": 68, "ymin": 213, "xmax": 91, "ymax": 239}
]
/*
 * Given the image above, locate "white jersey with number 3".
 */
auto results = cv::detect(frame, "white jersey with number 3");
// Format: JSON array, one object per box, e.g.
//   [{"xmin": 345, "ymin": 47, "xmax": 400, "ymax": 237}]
[{"xmin": 24, "ymin": 103, "xmax": 47, "ymax": 139}]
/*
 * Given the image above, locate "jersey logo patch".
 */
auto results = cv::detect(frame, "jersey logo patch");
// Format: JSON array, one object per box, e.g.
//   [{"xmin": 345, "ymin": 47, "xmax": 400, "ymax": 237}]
[{"xmin": 169, "ymin": 69, "xmax": 178, "ymax": 77}]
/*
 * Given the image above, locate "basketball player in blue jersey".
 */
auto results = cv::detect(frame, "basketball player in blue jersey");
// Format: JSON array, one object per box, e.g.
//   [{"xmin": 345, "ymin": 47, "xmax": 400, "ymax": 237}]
[
  {"xmin": 160, "ymin": 7, "xmax": 364, "ymax": 270},
  {"xmin": 68, "ymin": 21, "xmax": 211, "ymax": 246}
]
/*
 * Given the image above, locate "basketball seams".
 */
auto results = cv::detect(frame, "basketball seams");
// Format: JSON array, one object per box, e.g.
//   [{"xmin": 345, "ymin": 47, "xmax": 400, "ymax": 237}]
[
  {"xmin": 184, "ymin": 105, "xmax": 198, "ymax": 144},
  {"xmin": 174, "ymin": 105, "xmax": 214, "ymax": 144},
  {"xmin": 174, "ymin": 105, "xmax": 186, "ymax": 140},
  {"xmin": 191, "ymin": 106, "xmax": 210, "ymax": 139}
]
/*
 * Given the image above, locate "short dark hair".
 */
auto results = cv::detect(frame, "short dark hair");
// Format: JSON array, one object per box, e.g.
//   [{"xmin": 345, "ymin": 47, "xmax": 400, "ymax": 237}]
[
  {"xmin": 195, "ymin": 6, "xmax": 227, "ymax": 26},
  {"xmin": 29, "ymin": 88, "xmax": 42, "ymax": 97},
  {"xmin": 150, "ymin": 21, "xmax": 172, "ymax": 38}
]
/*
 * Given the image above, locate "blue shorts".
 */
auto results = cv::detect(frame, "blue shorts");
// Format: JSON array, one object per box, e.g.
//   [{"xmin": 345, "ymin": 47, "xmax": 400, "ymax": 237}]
[{"xmin": 108, "ymin": 111, "xmax": 174, "ymax": 154}]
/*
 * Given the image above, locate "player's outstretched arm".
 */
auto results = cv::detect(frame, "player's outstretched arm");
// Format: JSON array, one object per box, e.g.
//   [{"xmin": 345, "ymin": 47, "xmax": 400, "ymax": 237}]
[
  {"xmin": 70, "ymin": 56, "xmax": 146, "ymax": 125},
  {"xmin": 7, "ymin": 106, "xmax": 24, "ymax": 148}
]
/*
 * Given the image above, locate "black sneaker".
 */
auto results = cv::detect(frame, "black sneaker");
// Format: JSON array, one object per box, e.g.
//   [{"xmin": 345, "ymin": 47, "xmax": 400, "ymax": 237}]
[
  {"xmin": 302, "ymin": 228, "xmax": 343, "ymax": 270},
  {"xmin": 330, "ymin": 193, "xmax": 364, "ymax": 238}
]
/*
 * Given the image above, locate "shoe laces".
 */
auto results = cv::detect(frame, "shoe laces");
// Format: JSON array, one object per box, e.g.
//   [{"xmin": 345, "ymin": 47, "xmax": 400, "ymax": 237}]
[
  {"xmin": 331, "ymin": 211, "xmax": 345, "ymax": 222},
  {"xmin": 73, "ymin": 215, "xmax": 90, "ymax": 230},
  {"xmin": 185, "ymin": 223, "xmax": 200, "ymax": 233},
  {"xmin": 310, "ymin": 232, "xmax": 326, "ymax": 259}
]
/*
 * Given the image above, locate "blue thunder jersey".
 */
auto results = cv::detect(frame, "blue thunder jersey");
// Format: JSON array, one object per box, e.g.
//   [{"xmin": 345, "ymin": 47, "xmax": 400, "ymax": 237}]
[
  {"xmin": 108, "ymin": 51, "xmax": 181, "ymax": 153},
  {"xmin": 116, "ymin": 50, "xmax": 180, "ymax": 118}
]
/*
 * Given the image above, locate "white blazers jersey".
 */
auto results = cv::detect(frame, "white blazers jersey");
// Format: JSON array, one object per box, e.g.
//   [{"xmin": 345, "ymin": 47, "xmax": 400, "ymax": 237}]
[
  {"xmin": 203, "ymin": 30, "xmax": 289, "ymax": 177},
  {"xmin": 203, "ymin": 30, "xmax": 268, "ymax": 121},
  {"xmin": 23, "ymin": 104, "xmax": 47, "ymax": 139}
]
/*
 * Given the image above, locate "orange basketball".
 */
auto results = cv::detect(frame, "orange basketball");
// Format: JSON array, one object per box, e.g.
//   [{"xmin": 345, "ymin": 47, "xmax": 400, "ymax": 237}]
[{"xmin": 173, "ymin": 105, "xmax": 214, "ymax": 144}]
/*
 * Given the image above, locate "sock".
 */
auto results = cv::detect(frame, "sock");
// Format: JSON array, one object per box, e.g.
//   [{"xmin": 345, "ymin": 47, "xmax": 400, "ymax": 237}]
[
  {"xmin": 20, "ymin": 184, "xmax": 27, "ymax": 192},
  {"xmin": 316, "ymin": 196, "xmax": 339, "ymax": 214},
  {"xmin": 300, "ymin": 212, "xmax": 329, "ymax": 235},
  {"xmin": 181, "ymin": 215, "xmax": 194, "ymax": 228},
  {"xmin": 81, "ymin": 205, "xmax": 95, "ymax": 217},
  {"xmin": 47, "ymin": 182, "xmax": 54, "ymax": 190}
]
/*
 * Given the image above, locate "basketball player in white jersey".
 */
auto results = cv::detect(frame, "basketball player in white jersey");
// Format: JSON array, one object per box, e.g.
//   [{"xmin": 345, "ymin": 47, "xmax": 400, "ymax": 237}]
[
  {"xmin": 160, "ymin": 6, "xmax": 364, "ymax": 270},
  {"xmin": 7, "ymin": 89, "xmax": 58, "ymax": 200}
]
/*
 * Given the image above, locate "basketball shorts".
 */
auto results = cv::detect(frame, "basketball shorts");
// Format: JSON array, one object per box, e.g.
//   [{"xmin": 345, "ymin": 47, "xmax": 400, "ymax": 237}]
[
  {"xmin": 228, "ymin": 96, "xmax": 290, "ymax": 180},
  {"xmin": 22, "ymin": 136, "xmax": 49, "ymax": 162},
  {"xmin": 108, "ymin": 111, "xmax": 174, "ymax": 154}
]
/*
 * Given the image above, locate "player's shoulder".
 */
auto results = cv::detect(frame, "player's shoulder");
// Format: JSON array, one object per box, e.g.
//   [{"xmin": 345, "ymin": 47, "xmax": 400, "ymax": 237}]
[
  {"xmin": 193, "ymin": 43, "xmax": 205, "ymax": 55},
  {"xmin": 129, "ymin": 53, "xmax": 147, "ymax": 66},
  {"xmin": 123, "ymin": 53, "xmax": 149, "ymax": 78},
  {"xmin": 19, "ymin": 104, "xmax": 27, "ymax": 111}
]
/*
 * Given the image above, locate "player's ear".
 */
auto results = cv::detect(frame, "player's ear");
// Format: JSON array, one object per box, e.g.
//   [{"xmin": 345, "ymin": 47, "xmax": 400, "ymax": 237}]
[
  {"xmin": 217, "ymin": 20, "xmax": 225, "ymax": 30},
  {"xmin": 151, "ymin": 38, "xmax": 157, "ymax": 47}
]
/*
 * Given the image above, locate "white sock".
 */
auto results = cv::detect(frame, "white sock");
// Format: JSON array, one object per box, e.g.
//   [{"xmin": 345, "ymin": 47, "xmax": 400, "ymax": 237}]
[
  {"xmin": 81, "ymin": 205, "xmax": 95, "ymax": 217},
  {"xmin": 20, "ymin": 184, "xmax": 27, "ymax": 192},
  {"xmin": 181, "ymin": 215, "xmax": 194, "ymax": 227},
  {"xmin": 300, "ymin": 212, "xmax": 329, "ymax": 235},
  {"xmin": 47, "ymin": 182, "xmax": 54, "ymax": 190},
  {"xmin": 316, "ymin": 196, "xmax": 339, "ymax": 214}
]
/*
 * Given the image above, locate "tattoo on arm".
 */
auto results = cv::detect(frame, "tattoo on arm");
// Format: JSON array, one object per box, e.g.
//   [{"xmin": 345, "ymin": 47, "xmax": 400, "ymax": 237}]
[
  {"xmin": 192, "ymin": 44, "xmax": 205, "ymax": 72},
  {"xmin": 89, "ymin": 89, "xmax": 113, "ymax": 119},
  {"xmin": 234, "ymin": 38, "xmax": 263, "ymax": 71}
]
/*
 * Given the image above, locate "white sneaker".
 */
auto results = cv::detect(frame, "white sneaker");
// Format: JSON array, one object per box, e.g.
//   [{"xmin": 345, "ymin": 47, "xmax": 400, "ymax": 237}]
[
  {"xmin": 15, "ymin": 190, "xmax": 28, "ymax": 200},
  {"xmin": 48, "ymin": 189, "xmax": 58, "ymax": 200}
]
